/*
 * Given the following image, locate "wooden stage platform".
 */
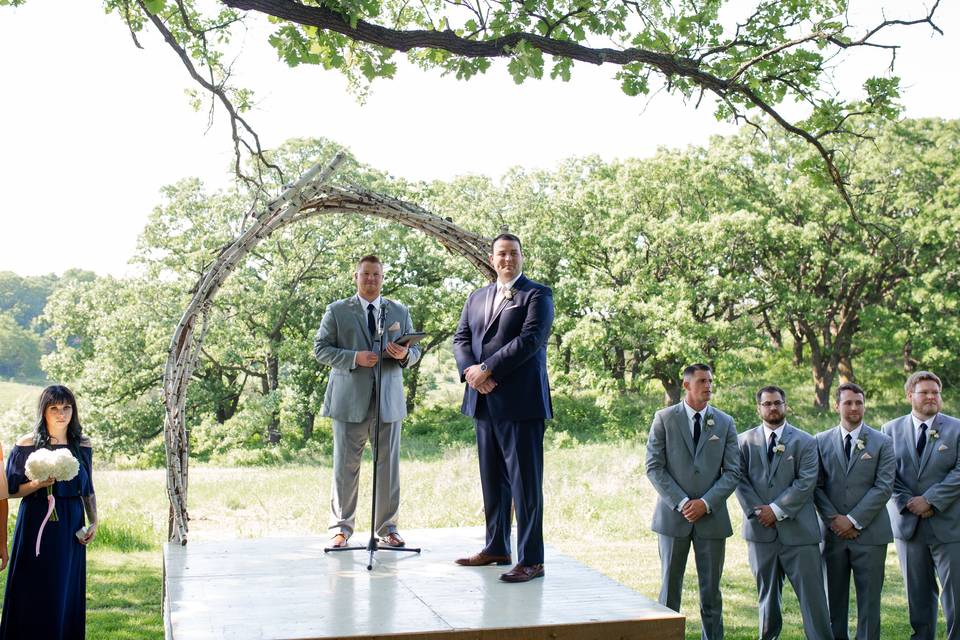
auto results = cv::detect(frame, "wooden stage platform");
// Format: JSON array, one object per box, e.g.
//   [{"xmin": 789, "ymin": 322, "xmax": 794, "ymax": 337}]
[{"xmin": 163, "ymin": 527, "xmax": 683, "ymax": 640}]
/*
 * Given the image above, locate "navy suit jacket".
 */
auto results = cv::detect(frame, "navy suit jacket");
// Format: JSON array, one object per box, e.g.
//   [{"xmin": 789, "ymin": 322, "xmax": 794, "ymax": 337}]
[{"xmin": 453, "ymin": 274, "xmax": 553, "ymax": 422}]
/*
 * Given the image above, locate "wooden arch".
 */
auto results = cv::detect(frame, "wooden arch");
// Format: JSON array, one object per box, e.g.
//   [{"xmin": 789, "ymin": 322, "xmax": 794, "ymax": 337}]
[{"xmin": 162, "ymin": 153, "xmax": 494, "ymax": 543}]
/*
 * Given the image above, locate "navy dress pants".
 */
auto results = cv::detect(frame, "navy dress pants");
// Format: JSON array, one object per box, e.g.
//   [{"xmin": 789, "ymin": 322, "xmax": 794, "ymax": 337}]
[{"xmin": 475, "ymin": 398, "xmax": 546, "ymax": 565}]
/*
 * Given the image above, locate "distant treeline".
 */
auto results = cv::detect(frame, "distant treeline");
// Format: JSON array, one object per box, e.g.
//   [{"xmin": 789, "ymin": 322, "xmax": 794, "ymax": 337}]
[{"xmin": 3, "ymin": 118, "xmax": 959, "ymax": 462}]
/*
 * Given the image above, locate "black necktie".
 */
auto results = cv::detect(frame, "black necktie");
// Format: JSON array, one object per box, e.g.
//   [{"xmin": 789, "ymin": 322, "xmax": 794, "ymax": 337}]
[
  {"xmin": 693, "ymin": 412, "xmax": 702, "ymax": 447},
  {"xmin": 844, "ymin": 433, "xmax": 852, "ymax": 461},
  {"xmin": 917, "ymin": 422, "xmax": 928, "ymax": 458},
  {"xmin": 767, "ymin": 432, "xmax": 777, "ymax": 462},
  {"xmin": 367, "ymin": 303, "xmax": 376, "ymax": 336}
]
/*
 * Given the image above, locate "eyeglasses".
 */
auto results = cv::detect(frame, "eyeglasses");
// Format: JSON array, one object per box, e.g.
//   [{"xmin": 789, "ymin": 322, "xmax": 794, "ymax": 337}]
[
  {"xmin": 759, "ymin": 401, "xmax": 785, "ymax": 408},
  {"xmin": 46, "ymin": 405, "xmax": 73, "ymax": 415}
]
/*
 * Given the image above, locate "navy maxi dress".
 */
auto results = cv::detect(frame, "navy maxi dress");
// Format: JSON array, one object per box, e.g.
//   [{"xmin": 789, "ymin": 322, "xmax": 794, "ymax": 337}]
[{"xmin": 0, "ymin": 444, "xmax": 94, "ymax": 640}]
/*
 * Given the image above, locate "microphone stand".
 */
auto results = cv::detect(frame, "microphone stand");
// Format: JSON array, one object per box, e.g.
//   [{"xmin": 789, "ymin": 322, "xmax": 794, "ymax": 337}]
[{"xmin": 325, "ymin": 304, "xmax": 421, "ymax": 570}]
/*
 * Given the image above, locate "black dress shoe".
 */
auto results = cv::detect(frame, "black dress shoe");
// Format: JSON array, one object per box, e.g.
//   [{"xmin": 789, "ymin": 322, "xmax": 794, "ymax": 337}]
[
  {"xmin": 455, "ymin": 552, "xmax": 512, "ymax": 566},
  {"xmin": 499, "ymin": 563, "xmax": 545, "ymax": 583}
]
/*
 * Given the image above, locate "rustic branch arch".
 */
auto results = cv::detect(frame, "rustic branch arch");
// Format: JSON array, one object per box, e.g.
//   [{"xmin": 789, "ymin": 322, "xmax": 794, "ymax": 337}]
[{"xmin": 162, "ymin": 153, "xmax": 495, "ymax": 543}]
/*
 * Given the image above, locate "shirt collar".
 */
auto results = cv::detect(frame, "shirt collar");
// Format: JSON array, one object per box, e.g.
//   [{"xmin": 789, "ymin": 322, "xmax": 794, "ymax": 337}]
[
  {"xmin": 912, "ymin": 413, "xmax": 937, "ymax": 431},
  {"xmin": 763, "ymin": 423, "xmax": 785, "ymax": 440},
  {"xmin": 683, "ymin": 401, "xmax": 709, "ymax": 422},
  {"xmin": 839, "ymin": 424, "xmax": 862, "ymax": 442},
  {"xmin": 497, "ymin": 274, "xmax": 522, "ymax": 291},
  {"xmin": 356, "ymin": 293, "xmax": 382, "ymax": 310}
]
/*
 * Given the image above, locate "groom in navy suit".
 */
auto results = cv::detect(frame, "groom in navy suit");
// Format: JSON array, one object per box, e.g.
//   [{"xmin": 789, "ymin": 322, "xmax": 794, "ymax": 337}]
[{"xmin": 453, "ymin": 233, "xmax": 554, "ymax": 583}]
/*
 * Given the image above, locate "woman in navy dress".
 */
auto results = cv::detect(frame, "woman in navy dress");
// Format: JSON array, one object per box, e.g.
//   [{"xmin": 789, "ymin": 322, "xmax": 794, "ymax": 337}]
[{"xmin": 0, "ymin": 385, "xmax": 98, "ymax": 639}]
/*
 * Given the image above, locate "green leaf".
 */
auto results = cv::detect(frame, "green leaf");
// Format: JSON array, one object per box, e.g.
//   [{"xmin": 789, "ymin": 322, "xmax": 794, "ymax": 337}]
[{"xmin": 143, "ymin": 0, "xmax": 165, "ymax": 15}]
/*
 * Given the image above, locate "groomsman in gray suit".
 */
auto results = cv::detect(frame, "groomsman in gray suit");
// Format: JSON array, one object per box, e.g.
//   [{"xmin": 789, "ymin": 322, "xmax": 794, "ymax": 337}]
[
  {"xmin": 736, "ymin": 386, "xmax": 831, "ymax": 640},
  {"xmin": 646, "ymin": 363, "xmax": 740, "ymax": 640},
  {"xmin": 313, "ymin": 255, "xmax": 421, "ymax": 549},
  {"xmin": 883, "ymin": 370, "xmax": 960, "ymax": 640},
  {"xmin": 814, "ymin": 382, "xmax": 894, "ymax": 640}
]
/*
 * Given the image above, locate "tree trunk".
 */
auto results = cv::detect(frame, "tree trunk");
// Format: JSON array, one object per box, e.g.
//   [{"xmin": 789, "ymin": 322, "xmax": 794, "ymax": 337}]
[
  {"xmin": 792, "ymin": 337, "xmax": 804, "ymax": 367},
  {"xmin": 302, "ymin": 410, "xmax": 315, "ymax": 440},
  {"xmin": 611, "ymin": 346, "xmax": 626, "ymax": 391},
  {"xmin": 659, "ymin": 377, "xmax": 682, "ymax": 406},
  {"xmin": 903, "ymin": 341, "xmax": 918, "ymax": 374},
  {"xmin": 405, "ymin": 362, "xmax": 421, "ymax": 414},
  {"xmin": 264, "ymin": 350, "xmax": 281, "ymax": 444},
  {"xmin": 838, "ymin": 355, "xmax": 854, "ymax": 384}
]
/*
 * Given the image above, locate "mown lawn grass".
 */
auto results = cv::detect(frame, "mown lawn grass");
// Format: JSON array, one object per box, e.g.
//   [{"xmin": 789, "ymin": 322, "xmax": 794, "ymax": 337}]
[
  {"xmin": 0, "ymin": 381, "xmax": 41, "ymax": 413},
  {"xmin": 0, "ymin": 438, "xmax": 936, "ymax": 639}
]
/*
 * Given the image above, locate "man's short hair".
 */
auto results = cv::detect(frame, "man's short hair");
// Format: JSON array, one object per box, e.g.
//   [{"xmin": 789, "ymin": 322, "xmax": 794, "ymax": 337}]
[
  {"xmin": 905, "ymin": 370, "xmax": 942, "ymax": 393},
  {"xmin": 491, "ymin": 233, "xmax": 522, "ymax": 252},
  {"xmin": 355, "ymin": 254, "xmax": 382, "ymax": 271},
  {"xmin": 682, "ymin": 363, "xmax": 712, "ymax": 381},
  {"xmin": 756, "ymin": 385, "xmax": 787, "ymax": 404},
  {"xmin": 836, "ymin": 382, "xmax": 866, "ymax": 403}
]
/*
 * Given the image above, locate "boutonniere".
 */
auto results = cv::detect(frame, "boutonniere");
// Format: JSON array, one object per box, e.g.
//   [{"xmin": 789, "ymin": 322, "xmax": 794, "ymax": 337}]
[
  {"xmin": 929, "ymin": 429, "xmax": 940, "ymax": 440},
  {"xmin": 855, "ymin": 438, "xmax": 866, "ymax": 451},
  {"xmin": 503, "ymin": 287, "xmax": 515, "ymax": 300},
  {"xmin": 705, "ymin": 416, "xmax": 715, "ymax": 427},
  {"xmin": 773, "ymin": 444, "xmax": 786, "ymax": 454}
]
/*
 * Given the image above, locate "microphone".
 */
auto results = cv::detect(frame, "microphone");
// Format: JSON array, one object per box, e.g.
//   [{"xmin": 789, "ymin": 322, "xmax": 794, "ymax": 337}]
[{"xmin": 377, "ymin": 304, "xmax": 386, "ymax": 337}]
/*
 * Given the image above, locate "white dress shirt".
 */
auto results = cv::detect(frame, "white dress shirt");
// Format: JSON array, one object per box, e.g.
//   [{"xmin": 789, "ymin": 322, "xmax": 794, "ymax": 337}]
[
  {"xmin": 351, "ymin": 294, "xmax": 382, "ymax": 369},
  {"xmin": 838, "ymin": 423, "xmax": 864, "ymax": 530},
  {"xmin": 912, "ymin": 412, "xmax": 938, "ymax": 447},
  {"xmin": 677, "ymin": 401, "xmax": 713, "ymax": 514},
  {"xmin": 762, "ymin": 423, "xmax": 788, "ymax": 520}
]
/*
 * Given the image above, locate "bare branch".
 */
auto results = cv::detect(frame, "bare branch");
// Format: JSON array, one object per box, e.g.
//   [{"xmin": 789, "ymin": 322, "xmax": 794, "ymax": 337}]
[{"xmin": 135, "ymin": 0, "xmax": 284, "ymax": 187}]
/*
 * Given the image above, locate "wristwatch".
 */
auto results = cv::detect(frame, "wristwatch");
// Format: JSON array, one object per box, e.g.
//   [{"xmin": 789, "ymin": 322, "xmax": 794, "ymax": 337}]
[{"xmin": 479, "ymin": 362, "xmax": 488, "ymax": 373}]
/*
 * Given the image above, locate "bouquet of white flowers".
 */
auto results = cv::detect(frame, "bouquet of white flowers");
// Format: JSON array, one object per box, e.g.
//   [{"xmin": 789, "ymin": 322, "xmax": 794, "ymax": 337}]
[
  {"xmin": 25, "ymin": 448, "xmax": 80, "ymax": 487},
  {"xmin": 24, "ymin": 447, "xmax": 80, "ymax": 556}
]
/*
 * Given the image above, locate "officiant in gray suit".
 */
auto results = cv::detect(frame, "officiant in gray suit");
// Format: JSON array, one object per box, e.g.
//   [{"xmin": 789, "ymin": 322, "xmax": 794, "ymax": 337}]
[
  {"xmin": 814, "ymin": 382, "xmax": 894, "ymax": 640},
  {"xmin": 645, "ymin": 363, "xmax": 740, "ymax": 640},
  {"xmin": 313, "ymin": 254, "xmax": 421, "ymax": 549},
  {"xmin": 883, "ymin": 370, "xmax": 960, "ymax": 640},
  {"xmin": 736, "ymin": 385, "xmax": 831, "ymax": 640}
]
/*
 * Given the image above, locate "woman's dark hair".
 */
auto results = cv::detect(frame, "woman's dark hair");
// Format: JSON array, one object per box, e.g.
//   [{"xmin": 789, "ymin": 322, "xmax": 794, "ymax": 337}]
[{"xmin": 33, "ymin": 385, "xmax": 84, "ymax": 455}]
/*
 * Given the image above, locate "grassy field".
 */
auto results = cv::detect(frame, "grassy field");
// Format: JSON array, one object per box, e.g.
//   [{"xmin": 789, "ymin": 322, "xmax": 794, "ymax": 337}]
[
  {"xmin": 0, "ymin": 381, "xmax": 41, "ymax": 412},
  {"xmin": 0, "ymin": 439, "xmax": 937, "ymax": 639},
  {"xmin": 0, "ymin": 378, "xmax": 948, "ymax": 637}
]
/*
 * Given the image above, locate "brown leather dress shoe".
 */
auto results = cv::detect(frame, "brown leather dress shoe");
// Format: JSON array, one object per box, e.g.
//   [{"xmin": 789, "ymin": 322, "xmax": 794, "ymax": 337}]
[
  {"xmin": 499, "ymin": 563, "xmax": 545, "ymax": 583},
  {"xmin": 380, "ymin": 532, "xmax": 405, "ymax": 547},
  {"xmin": 330, "ymin": 532, "xmax": 350, "ymax": 548},
  {"xmin": 454, "ymin": 552, "xmax": 512, "ymax": 566}
]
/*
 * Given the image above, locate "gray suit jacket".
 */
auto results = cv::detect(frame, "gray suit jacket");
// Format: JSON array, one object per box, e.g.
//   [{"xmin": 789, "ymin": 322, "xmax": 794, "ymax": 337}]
[
  {"xmin": 814, "ymin": 424, "xmax": 894, "ymax": 545},
  {"xmin": 736, "ymin": 423, "xmax": 822, "ymax": 545},
  {"xmin": 646, "ymin": 403, "xmax": 740, "ymax": 539},
  {"xmin": 883, "ymin": 412, "xmax": 960, "ymax": 542},
  {"xmin": 313, "ymin": 296, "xmax": 421, "ymax": 423}
]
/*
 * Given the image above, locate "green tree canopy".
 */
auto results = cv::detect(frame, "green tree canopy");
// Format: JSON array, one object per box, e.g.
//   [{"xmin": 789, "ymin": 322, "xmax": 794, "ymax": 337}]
[{"xmin": 2, "ymin": 0, "xmax": 944, "ymax": 203}]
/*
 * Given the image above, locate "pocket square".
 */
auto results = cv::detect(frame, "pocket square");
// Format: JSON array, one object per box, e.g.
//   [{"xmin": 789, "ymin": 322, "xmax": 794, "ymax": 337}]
[
  {"xmin": 387, "ymin": 321, "xmax": 401, "ymax": 332},
  {"xmin": 939, "ymin": 444, "xmax": 949, "ymax": 452},
  {"xmin": 860, "ymin": 452, "xmax": 872, "ymax": 460},
  {"xmin": 708, "ymin": 434, "xmax": 720, "ymax": 441},
  {"xmin": 786, "ymin": 455, "xmax": 794, "ymax": 461}
]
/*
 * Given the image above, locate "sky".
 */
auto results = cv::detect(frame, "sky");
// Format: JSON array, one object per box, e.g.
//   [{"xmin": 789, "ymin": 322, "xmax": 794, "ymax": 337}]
[{"xmin": 0, "ymin": 0, "xmax": 957, "ymax": 277}]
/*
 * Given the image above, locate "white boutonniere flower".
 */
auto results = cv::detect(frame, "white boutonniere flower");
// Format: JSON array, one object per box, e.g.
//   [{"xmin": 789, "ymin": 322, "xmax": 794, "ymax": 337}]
[
  {"xmin": 706, "ymin": 416, "xmax": 715, "ymax": 427},
  {"xmin": 503, "ymin": 288, "xmax": 515, "ymax": 300},
  {"xmin": 929, "ymin": 429, "xmax": 940, "ymax": 440},
  {"xmin": 855, "ymin": 438, "xmax": 866, "ymax": 451},
  {"xmin": 773, "ymin": 444, "xmax": 786, "ymax": 454}
]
